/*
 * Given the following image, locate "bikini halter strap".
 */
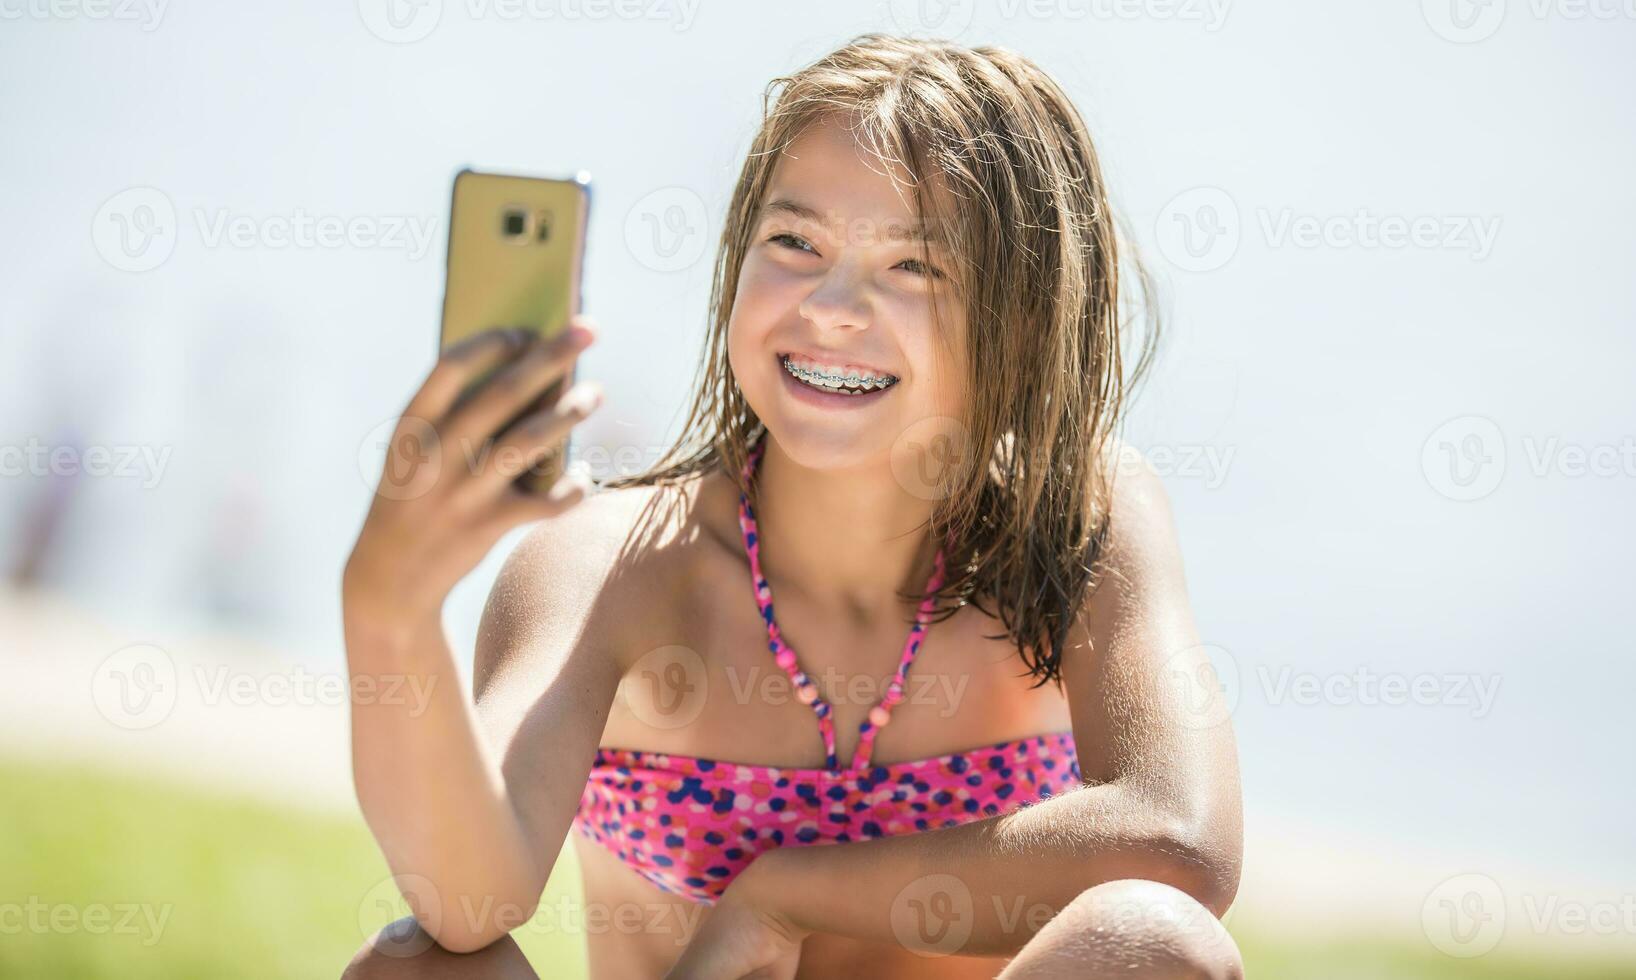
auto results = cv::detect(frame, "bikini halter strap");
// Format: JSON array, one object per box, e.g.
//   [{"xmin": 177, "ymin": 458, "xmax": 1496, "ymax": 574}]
[{"xmin": 735, "ymin": 430, "xmax": 948, "ymax": 774}]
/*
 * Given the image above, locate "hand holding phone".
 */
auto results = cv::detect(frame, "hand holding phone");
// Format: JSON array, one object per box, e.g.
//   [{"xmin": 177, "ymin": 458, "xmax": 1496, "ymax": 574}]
[
  {"xmin": 347, "ymin": 321, "xmax": 603, "ymax": 620},
  {"xmin": 344, "ymin": 168, "xmax": 602, "ymax": 621}
]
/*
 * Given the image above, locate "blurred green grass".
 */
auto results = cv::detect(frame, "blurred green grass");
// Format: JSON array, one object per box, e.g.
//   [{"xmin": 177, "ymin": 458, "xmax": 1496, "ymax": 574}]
[
  {"xmin": 0, "ymin": 755, "xmax": 586, "ymax": 979},
  {"xmin": 2, "ymin": 754, "xmax": 1629, "ymax": 979}
]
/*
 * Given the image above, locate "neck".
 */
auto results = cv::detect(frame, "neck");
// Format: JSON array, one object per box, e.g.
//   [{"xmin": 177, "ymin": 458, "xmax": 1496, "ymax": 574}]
[{"xmin": 750, "ymin": 434, "xmax": 941, "ymax": 626}]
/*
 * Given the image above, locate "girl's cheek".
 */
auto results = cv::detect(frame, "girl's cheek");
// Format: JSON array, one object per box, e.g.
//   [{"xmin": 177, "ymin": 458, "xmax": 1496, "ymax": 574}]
[
  {"xmin": 744, "ymin": 256, "xmax": 814, "ymax": 301},
  {"xmin": 905, "ymin": 317, "xmax": 967, "ymax": 417},
  {"xmin": 730, "ymin": 261, "xmax": 786, "ymax": 334}
]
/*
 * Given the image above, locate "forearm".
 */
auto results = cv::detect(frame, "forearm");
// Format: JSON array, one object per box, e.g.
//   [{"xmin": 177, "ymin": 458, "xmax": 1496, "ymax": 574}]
[
  {"xmin": 344, "ymin": 597, "xmax": 548, "ymax": 952},
  {"xmin": 742, "ymin": 781, "xmax": 1226, "ymax": 957}
]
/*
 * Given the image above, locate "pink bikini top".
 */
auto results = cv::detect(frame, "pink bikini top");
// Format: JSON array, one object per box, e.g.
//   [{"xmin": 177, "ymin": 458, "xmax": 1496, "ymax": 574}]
[{"xmin": 572, "ymin": 430, "xmax": 1081, "ymax": 904}]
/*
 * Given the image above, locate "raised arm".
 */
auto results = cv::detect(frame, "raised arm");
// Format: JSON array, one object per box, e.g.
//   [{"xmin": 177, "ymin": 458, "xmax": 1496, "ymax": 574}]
[
  {"xmin": 343, "ymin": 319, "xmax": 620, "ymax": 954},
  {"xmin": 468, "ymin": 505, "xmax": 631, "ymax": 924}
]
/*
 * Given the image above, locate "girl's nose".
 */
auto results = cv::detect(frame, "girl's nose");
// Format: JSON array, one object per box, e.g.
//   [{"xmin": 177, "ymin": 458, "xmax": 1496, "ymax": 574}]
[{"xmin": 797, "ymin": 264, "xmax": 873, "ymax": 333}]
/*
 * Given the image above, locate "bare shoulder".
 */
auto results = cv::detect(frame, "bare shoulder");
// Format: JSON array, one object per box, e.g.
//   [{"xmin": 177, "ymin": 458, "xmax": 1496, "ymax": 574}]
[
  {"xmin": 1057, "ymin": 439, "xmax": 1196, "ymax": 685},
  {"xmin": 473, "ymin": 469, "xmax": 739, "ymax": 697},
  {"xmin": 1090, "ymin": 439, "xmax": 1190, "ymax": 597}
]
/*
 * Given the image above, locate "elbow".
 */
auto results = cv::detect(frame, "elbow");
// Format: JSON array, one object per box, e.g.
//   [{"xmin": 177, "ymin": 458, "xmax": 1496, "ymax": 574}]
[
  {"xmin": 429, "ymin": 928, "xmax": 507, "ymax": 956},
  {"xmin": 1168, "ymin": 849, "xmax": 1240, "ymax": 920},
  {"xmin": 374, "ymin": 860, "xmax": 546, "ymax": 955},
  {"xmin": 1082, "ymin": 785, "xmax": 1240, "ymax": 919},
  {"xmin": 1144, "ymin": 808, "xmax": 1242, "ymax": 919},
  {"xmin": 419, "ymin": 891, "xmax": 542, "ymax": 955},
  {"xmin": 428, "ymin": 921, "xmax": 504, "ymax": 956},
  {"xmin": 351, "ymin": 816, "xmax": 552, "ymax": 955}
]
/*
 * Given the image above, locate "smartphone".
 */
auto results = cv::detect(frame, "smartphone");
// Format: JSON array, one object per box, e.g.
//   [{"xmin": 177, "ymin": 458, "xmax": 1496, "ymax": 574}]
[{"xmin": 439, "ymin": 167, "xmax": 592, "ymax": 494}]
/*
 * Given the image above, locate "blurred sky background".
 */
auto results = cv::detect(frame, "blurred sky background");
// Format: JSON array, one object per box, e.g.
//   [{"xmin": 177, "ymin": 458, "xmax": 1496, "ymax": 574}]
[{"xmin": 2, "ymin": 0, "xmax": 1633, "ymax": 966}]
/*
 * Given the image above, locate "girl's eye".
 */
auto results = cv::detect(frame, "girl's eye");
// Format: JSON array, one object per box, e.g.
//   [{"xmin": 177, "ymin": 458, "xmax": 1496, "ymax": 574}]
[
  {"xmin": 767, "ymin": 231, "xmax": 946, "ymax": 281},
  {"xmin": 768, "ymin": 232, "xmax": 816, "ymax": 254},
  {"xmin": 895, "ymin": 257, "xmax": 946, "ymax": 281}
]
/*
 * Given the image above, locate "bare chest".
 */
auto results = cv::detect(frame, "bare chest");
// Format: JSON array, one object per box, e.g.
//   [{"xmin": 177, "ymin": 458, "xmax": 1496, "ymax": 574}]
[{"xmin": 597, "ymin": 567, "xmax": 1073, "ymax": 770}]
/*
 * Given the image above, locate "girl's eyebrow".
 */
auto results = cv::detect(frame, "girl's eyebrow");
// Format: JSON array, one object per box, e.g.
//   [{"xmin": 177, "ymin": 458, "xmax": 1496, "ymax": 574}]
[
  {"xmin": 759, "ymin": 197, "xmax": 941, "ymax": 244},
  {"xmin": 760, "ymin": 197, "xmax": 825, "ymax": 224}
]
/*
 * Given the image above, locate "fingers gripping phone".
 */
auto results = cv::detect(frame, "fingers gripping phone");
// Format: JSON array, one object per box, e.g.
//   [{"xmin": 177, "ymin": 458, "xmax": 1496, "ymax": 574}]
[{"xmin": 439, "ymin": 168, "xmax": 591, "ymax": 494}]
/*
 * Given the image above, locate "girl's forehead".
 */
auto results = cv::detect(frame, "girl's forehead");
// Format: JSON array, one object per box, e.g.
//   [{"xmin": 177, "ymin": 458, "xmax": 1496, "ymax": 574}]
[{"xmin": 767, "ymin": 116, "xmax": 934, "ymax": 230}]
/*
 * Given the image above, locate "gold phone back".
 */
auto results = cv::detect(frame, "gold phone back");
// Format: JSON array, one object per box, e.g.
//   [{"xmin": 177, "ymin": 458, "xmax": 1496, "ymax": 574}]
[
  {"xmin": 439, "ymin": 170, "xmax": 590, "ymax": 491},
  {"xmin": 441, "ymin": 170, "xmax": 588, "ymax": 351}
]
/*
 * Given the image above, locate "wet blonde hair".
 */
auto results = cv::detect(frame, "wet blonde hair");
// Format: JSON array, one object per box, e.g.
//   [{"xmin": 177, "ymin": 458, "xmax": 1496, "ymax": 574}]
[{"xmin": 604, "ymin": 33, "xmax": 1159, "ymax": 687}]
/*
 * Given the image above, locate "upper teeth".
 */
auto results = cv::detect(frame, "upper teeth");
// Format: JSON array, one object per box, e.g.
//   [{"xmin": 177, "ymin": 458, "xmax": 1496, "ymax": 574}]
[{"xmin": 782, "ymin": 356, "xmax": 898, "ymax": 391}]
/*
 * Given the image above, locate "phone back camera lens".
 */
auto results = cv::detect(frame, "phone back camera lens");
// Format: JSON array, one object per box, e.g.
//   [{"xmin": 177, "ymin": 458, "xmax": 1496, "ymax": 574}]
[{"xmin": 501, "ymin": 208, "xmax": 528, "ymax": 239}]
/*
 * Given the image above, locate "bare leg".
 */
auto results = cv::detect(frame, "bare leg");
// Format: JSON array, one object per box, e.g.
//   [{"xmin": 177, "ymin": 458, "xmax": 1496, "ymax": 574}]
[
  {"xmin": 996, "ymin": 879, "xmax": 1243, "ymax": 980},
  {"xmin": 341, "ymin": 915, "xmax": 540, "ymax": 980}
]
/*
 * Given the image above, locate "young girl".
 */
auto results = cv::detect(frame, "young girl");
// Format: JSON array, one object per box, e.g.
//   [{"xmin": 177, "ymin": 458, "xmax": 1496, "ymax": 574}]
[{"xmin": 342, "ymin": 34, "xmax": 1243, "ymax": 980}]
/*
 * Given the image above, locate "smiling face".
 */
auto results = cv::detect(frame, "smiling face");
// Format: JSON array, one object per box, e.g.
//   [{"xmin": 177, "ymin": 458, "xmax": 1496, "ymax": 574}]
[{"xmin": 726, "ymin": 113, "xmax": 967, "ymax": 470}]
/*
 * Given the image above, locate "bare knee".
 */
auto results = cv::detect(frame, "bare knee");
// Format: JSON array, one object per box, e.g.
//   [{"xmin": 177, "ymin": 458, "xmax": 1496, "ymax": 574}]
[
  {"xmin": 1067, "ymin": 879, "xmax": 1242, "ymax": 980},
  {"xmin": 1000, "ymin": 879, "xmax": 1243, "ymax": 980},
  {"xmin": 341, "ymin": 915, "xmax": 538, "ymax": 980}
]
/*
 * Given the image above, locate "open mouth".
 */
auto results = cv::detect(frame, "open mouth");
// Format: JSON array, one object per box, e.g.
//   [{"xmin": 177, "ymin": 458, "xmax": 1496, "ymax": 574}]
[{"xmin": 778, "ymin": 354, "xmax": 899, "ymax": 397}]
